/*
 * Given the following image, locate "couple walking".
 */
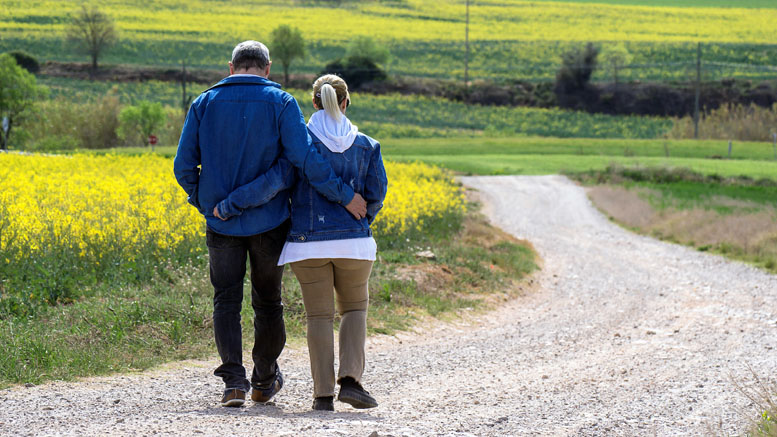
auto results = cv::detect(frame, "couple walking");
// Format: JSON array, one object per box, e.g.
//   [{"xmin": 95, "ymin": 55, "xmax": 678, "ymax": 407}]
[{"xmin": 173, "ymin": 40, "xmax": 388, "ymax": 412}]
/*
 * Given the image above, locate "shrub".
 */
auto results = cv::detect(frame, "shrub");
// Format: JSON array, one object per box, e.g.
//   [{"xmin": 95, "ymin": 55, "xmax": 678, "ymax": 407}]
[
  {"xmin": 25, "ymin": 93, "xmax": 121, "ymax": 149},
  {"xmin": 0, "ymin": 53, "xmax": 48, "ymax": 149},
  {"xmin": 7, "ymin": 51, "xmax": 40, "ymax": 74},
  {"xmin": 322, "ymin": 56, "xmax": 387, "ymax": 90},
  {"xmin": 555, "ymin": 43, "xmax": 599, "ymax": 109},
  {"xmin": 159, "ymin": 106, "xmax": 185, "ymax": 148},
  {"xmin": 117, "ymin": 101, "xmax": 165, "ymax": 147},
  {"xmin": 669, "ymin": 103, "xmax": 777, "ymax": 142},
  {"xmin": 346, "ymin": 36, "xmax": 391, "ymax": 66}
]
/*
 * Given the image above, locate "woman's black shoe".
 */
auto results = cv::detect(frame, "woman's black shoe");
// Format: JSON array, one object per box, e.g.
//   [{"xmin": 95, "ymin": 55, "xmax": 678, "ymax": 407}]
[
  {"xmin": 313, "ymin": 396, "xmax": 334, "ymax": 411},
  {"xmin": 337, "ymin": 377, "xmax": 378, "ymax": 409}
]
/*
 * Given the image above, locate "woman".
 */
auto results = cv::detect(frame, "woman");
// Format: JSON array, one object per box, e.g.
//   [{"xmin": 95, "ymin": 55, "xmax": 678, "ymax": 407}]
[{"xmin": 277, "ymin": 74, "xmax": 387, "ymax": 411}]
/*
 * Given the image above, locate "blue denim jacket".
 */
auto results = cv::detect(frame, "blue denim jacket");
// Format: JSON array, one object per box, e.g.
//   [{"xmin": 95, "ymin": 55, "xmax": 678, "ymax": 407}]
[
  {"xmin": 216, "ymin": 129, "xmax": 388, "ymax": 242},
  {"xmin": 173, "ymin": 75, "xmax": 355, "ymax": 236},
  {"xmin": 287, "ymin": 130, "xmax": 387, "ymax": 242}
]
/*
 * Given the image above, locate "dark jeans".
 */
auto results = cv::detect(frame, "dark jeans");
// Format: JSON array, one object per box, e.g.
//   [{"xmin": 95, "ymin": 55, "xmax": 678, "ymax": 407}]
[{"xmin": 206, "ymin": 220, "xmax": 290, "ymax": 392}]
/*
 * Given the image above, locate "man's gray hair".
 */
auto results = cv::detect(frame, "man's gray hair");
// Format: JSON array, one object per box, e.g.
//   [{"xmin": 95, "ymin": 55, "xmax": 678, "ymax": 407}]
[{"xmin": 231, "ymin": 40, "xmax": 271, "ymax": 71}]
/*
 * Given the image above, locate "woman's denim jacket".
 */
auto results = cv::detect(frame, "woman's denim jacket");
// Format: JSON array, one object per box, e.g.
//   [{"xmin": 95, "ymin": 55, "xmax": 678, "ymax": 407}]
[{"xmin": 216, "ymin": 130, "xmax": 387, "ymax": 242}]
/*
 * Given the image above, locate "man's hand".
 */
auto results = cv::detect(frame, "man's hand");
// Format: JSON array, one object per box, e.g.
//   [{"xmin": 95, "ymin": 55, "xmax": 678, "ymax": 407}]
[
  {"xmin": 213, "ymin": 205, "xmax": 227, "ymax": 221},
  {"xmin": 345, "ymin": 193, "xmax": 367, "ymax": 220}
]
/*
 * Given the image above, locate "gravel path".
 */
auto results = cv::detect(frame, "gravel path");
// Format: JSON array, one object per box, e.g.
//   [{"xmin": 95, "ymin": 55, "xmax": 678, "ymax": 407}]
[{"xmin": 2, "ymin": 175, "xmax": 776, "ymax": 436}]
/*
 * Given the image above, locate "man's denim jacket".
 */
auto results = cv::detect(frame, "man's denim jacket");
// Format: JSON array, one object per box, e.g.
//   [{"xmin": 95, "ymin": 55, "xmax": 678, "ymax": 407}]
[
  {"xmin": 217, "ymin": 130, "xmax": 388, "ymax": 242},
  {"xmin": 173, "ymin": 75, "xmax": 355, "ymax": 237}
]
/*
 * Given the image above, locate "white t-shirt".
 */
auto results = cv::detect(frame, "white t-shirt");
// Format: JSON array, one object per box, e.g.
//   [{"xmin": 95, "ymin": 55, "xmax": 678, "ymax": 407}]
[{"xmin": 277, "ymin": 237, "xmax": 377, "ymax": 265}]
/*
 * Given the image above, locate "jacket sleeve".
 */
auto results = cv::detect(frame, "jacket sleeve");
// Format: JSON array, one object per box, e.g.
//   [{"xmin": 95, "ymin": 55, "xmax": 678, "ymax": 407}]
[
  {"xmin": 173, "ymin": 102, "xmax": 203, "ymax": 213},
  {"xmin": 278, "ymin": 96, "xmax": 355, "ymax": 205},
  {"xmin": 216, "ymin": 158, "xmax": 297, "ymax": 220},
  {"xmin": 364, "ymin": 142, "xmax": 388, "ymax": 225}
]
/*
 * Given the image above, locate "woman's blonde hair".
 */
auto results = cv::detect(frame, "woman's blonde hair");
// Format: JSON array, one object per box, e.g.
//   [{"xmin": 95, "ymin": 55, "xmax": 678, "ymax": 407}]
[{"xmin": 312, "ymin": 74, "xmax": 350, "ymax": 122}]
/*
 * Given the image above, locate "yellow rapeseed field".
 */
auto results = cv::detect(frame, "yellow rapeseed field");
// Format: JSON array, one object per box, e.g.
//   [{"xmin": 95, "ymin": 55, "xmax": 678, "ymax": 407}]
[
  {"xmin": 0, "ymin": 153, "xmax": 463, "ymax": 268},
  {"xmin": 0, "ymin": 153, "xmax": 203, "ymax": 264},
  {"xmin": 5, "ymin": 0, "xmax": 775, "ymax": 45},
  {"xmin": 377, "ymin": 161, "xmax": 466, "ymax": 236}
]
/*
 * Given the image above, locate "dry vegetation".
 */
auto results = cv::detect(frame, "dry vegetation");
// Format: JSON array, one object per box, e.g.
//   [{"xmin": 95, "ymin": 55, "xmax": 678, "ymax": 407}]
[
  {"xmin": 670, "ymin": 103, "xmax": 777, "ymax": 142},
  {"xmin": 587, "ymin": 185, "xmax": 777, "ymax": 272}
]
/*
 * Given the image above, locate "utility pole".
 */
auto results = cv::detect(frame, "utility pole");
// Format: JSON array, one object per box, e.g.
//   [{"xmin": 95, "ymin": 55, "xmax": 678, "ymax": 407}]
[
  {"xmin": 693, "ymin": 42, "xmax": 701, "ymax": 139},
  {"xmin": 464, "ymin": 0, "xmax": 470, "ymax": 98}
]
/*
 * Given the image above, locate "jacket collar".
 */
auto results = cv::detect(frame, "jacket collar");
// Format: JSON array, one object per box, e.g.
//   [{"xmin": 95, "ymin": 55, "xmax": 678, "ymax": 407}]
[{"xmin": 207, "ymin": 75, "xmax": 282, "ymax": 91}]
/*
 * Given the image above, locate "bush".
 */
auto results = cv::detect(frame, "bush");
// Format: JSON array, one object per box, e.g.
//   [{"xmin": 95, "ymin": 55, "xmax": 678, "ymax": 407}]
[
  {"xmin": 322, "ymin": 56, "xmax": 387, "ymax": 90},
  {"xmin": 159, "ymin": 106, "xmax": 185, "ymax": 148},
  {"xmin": 555, "ymin": 43, "xmax": 599, "ymax": 109},
  {"xmin": 670, "ymin": 103, "xmax": 777, "ymax": 142},
  {"xmin": 117, "ymin": 101, "xmax": 165, "ymax": 147},
  {"xmin": 7, "ymin": 51, "xmax": 40, "ymax": 74},
  {"xmin": 346, "ymin": 36, "xmax": 391, "ymax": 66},
  {"xmin": 25, "ymin": 94, "xmax": 121, "ymax": 149}
]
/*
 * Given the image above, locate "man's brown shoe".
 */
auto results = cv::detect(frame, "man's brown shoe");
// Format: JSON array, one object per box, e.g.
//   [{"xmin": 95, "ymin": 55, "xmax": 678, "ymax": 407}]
[
  {"xmin": 221, "ymin": 389, "xmax": 246, "ymax": 407},
  {"xmin": 251, "ymin": 369, "xmax": 284, "ymax": 403}
]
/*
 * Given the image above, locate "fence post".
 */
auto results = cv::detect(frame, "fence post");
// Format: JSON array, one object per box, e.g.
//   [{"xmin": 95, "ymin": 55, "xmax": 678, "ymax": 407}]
[
  {"xmin": 728, "ymin": 140, "xmax": 732, "ymax": 158},
  {"xmin": 694, "ymin": 42, "xmax": 702, "ymax": 139},
  {"xmin": 773, "ymin": 132, "xmax": 777, "ymax": 161}
]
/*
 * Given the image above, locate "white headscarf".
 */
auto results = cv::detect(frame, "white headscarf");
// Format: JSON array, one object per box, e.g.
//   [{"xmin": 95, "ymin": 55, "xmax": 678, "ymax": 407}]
[{"xmin": 307, "ymin": 110, "xmax": 359, "ymax": 153}]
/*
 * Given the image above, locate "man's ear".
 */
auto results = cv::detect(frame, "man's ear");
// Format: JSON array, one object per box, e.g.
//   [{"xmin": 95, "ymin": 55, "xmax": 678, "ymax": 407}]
[
  {"xmin": 264, "ymin": 61, "xmax": 272, "ymax": 78},
  {"xmin": 228, "ymin": 62, "xmax": 235, "ymax": 75}
]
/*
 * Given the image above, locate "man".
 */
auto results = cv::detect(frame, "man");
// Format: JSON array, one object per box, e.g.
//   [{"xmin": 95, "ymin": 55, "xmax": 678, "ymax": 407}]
[{"xmin": 174, "ymin": 40, "xmax": 366, "ymax": 407}]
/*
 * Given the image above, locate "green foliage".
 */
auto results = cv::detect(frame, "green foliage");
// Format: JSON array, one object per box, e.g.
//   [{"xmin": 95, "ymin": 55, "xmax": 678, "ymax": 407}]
[
  {"xmin": 600, "ymin": 43, "xmax": 632, "ymax": 83},
  {"xmin": 346, "ymin": 36, "xmax": 391, "ymax": 66},
  {"xmin": 7, "ymin": 51, "xmax": 40, "ymax": 74},
  {"xmin": 269, "ymin": 24, "xmax": 305, "ymax": 86},
  {"xmin": 117, "ymin": 101, "xmax": 165, "ymax": 147},
  {"xmin": 0, "ymin": 53, "xmax": 48, "ymax": 149},
  {"xmin": 65, "ymin": 5, "xmax": 117, "ymax": 73}
]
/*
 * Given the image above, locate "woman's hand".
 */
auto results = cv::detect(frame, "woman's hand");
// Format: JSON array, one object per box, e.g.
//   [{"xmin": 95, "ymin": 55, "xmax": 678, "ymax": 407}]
[{"xmin": 345, "ymin": 193, "xmax": 367, "ymax": 219}]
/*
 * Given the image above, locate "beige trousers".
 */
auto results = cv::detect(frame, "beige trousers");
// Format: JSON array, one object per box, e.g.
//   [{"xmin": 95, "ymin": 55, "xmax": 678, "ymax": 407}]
[{"xmin": 290, "ymin": 258, "xmax": 373, "ymax": 398}]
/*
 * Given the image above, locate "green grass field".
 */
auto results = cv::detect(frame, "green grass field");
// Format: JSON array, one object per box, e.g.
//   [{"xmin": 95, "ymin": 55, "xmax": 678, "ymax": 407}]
[{"xmin": 101, "ymin": 134, "xmax": 777, "ymax": 180}]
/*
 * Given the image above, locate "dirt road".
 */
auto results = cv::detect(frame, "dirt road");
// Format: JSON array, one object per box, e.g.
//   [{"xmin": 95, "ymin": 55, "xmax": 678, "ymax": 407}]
[{"xmin": 2, "ymin": 175, "xmax": 776, "ymax": 436}]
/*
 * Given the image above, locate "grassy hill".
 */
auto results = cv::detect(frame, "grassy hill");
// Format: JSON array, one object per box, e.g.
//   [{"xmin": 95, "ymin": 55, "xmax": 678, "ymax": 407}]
[{"xmin": 3, "ymin": 0, "xmax": 777, "ymax": 81}]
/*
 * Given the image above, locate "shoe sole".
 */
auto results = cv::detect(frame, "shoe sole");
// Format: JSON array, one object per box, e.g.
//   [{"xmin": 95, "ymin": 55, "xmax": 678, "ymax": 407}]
[
  {"xmin": 221, "ymin": 398, "xmax": 245, "ymax": 407},
  {"xmin": 338, "ymin": 393, "xmax": 378, "ymax": 409}
]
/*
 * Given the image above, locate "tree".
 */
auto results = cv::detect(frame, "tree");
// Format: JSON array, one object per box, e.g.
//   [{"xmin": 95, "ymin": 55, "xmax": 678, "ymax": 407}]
[
  {"xmin": 556, "ymin": 42, "xmax": 599, "ymax": 94},
  {"xmin": 0, "ymin": 54, "xmax": 48, "ymax": 150},
  {"xmin": 346, "ymin": 36, "xmax": 391, "ymax": 66},
  {"xmin": 601, "ymin": 43, "xmax": 633, "ymax": 88},
  {"xmin": 66, "ymin": 5, "xmax": 117, "ymax": 77},
  {"xmin": 117, "ymin": 101, "xmax": 165, "ymax": 148},
  {"xmin": 269, "ymin": 25, "xmax": 305, "ymax": 86}
]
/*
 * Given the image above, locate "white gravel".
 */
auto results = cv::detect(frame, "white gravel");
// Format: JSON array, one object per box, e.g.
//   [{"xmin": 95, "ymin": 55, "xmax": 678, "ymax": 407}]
[{"xmin": 2, "ymin": 175, "xmax": 776, "ymax": 436}]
